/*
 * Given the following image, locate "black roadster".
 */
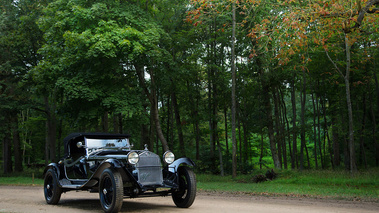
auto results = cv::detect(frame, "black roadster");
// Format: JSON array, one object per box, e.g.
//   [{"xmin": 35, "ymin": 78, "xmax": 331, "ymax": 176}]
[{"xmin": 43, "ymin": 133, "xmax": 196, "ymax": 213}]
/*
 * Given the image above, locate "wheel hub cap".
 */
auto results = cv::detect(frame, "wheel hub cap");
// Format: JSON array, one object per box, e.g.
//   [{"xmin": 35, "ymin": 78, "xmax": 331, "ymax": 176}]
[
  {"xmin": 47, "ymin": 184, "xmax": 50, "ymax": 189},
  {"xmin": 103, "ymin": 188, "xmax": 107, "ymax": 195}
]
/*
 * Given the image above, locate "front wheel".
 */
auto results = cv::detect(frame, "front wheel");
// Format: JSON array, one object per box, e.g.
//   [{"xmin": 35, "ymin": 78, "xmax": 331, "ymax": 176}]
[
  {"xmin": 99, "ymin": 168, "xmax": 123, "ymax": 213},
  {"xmin": 44, "ymin": 168, "xmax": 62, "ymax": 204},
  {"xmin": 172, "ymin": 166, "xmax": 196, "ymax": 208}
]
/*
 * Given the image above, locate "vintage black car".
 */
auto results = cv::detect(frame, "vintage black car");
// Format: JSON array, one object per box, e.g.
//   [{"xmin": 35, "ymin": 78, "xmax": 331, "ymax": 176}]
[{"xmin": 43, "ymin": 133, "xmax": 196, "ymax": 213}]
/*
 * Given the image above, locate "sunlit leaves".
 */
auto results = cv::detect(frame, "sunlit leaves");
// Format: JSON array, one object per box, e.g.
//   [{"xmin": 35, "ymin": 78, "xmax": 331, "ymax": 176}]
[
  {"xmin": 246, "ymin": 0, "xmax": 379, "ymax": 66},
  {"xmin": 31, "ymin": 0, "xmax": 168, "ymax": 124}
]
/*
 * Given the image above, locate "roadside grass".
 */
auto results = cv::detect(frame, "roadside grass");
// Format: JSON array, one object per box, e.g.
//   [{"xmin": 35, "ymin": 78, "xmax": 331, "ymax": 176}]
[
  {"xmin": 0, "ymin": 175, "xmax": 43, "ymax": 186},
  {"xmin": 0, "ymin": 168, "xmax": 44, "ymax": 186},
  {"xmin": 197, "ymin": 169, "xmax": 379, "ymax": 201},
  {"xmin": 1, "ymin": 168, "xmax": 378, "ymax": 201}
]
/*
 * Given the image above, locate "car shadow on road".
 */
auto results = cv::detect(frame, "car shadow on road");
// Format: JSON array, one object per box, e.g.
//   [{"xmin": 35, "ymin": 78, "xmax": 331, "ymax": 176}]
[{"xmin": 59, "ymin": 198, "xmax": 176, "ymax": 212}]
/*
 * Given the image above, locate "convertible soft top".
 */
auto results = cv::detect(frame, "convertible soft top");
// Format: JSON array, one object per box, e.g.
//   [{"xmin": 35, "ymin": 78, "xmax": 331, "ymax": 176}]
[{"xmin": 63, "ymin": 132, "xmax": 131, "ymax": 158}]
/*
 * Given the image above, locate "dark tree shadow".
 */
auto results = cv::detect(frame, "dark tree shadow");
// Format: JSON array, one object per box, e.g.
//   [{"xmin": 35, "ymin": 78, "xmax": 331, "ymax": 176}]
[{"xmin": 58, "ymin": 198, "xmax": 176, "ymax": 212}]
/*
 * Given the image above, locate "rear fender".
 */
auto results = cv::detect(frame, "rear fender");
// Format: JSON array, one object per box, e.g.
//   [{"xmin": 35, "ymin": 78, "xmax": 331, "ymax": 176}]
[
  {"xmin": 43, "ymin": 163, "xmax": 61, "ymax": 179},
  {"xmin": 168, "ymin": 157, "xmax": 196, "ymax": 173}
]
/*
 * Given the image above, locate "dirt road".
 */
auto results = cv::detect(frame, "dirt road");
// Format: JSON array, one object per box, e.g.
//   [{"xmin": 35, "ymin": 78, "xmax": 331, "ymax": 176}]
[{"xmin": 0, "ymin": 185, "xmax": 378, "ymax": 213}]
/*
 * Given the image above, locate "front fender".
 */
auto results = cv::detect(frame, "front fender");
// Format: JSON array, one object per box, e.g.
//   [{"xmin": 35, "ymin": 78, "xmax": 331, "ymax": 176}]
[
  {"xmin": 91, "ymin": 158, "xmax": 123, "ymax": 180},
  {"xmin": 168, "ymin": 157, "xmax": 195, "ymax": 173}
]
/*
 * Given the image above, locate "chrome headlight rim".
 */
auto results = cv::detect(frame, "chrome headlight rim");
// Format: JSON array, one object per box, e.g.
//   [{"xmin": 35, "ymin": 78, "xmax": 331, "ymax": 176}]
[
  {"xmin": 163, "ymin": 151, "xmax": 175, "ymax": 164},
  {"xmin": 127, "ymin": 151, "xmax": 139, "ymax": 165}
]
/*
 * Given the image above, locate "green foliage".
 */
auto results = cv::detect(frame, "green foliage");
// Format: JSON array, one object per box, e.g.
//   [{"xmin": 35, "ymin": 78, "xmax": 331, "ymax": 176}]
[{"xmin": 1, "ymin": 0, "xmax": 379, "ymax": 176}]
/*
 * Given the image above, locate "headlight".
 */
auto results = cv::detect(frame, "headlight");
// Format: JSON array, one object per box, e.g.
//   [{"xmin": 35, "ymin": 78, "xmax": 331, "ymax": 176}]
[
  {"xmin": 163, "ymin": 151, "xmax": 175, "ymax": 164},
  {"xmin": 127, "ymin": 152, "xmax": 139, "ymax": 165}
]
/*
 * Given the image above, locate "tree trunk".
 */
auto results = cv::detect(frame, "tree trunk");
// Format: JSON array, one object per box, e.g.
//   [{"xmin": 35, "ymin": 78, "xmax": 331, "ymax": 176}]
[
  {"xmin": 291, "ymin": 78, "xmax": 298, "ymax": 169},
  {"xmin": 118, "ymin": 113, "xmax": 123, "ymax": 134},
  {"xmin": 166, "ymin": 94, "xmax": 173, "ymax": 149},
  {"xmin": 300, "ymin": 68, "xmax": 307, "ymax": 170},
  {"xmin": 316, "ymin": 92, "xmax": 324, "ymax": 168},
  {"xmin": 45, "ymin": 117, "xmax": 50, "ymax": 165},
  {"xmin": 208, "ymin": 84, "xmax": 215, "ymax": 171},
  {"xmin": 3, "ymin": 122, "xmax": 12, "ymax": 174},
  {"xmin": 371, "ymin": 56, "xmax": 379, "ymax": 166},
  {"xmin": 359, "ymin": 93, "xmax": 367, "ymax": 168},
  {"xmin": 211, "ymin": 62, "xmax": 219, "ymax": 171},
  {"xmin": 344, "ymin": 34, "xmax": 357, "ymax": 173},
  {"xmin": 341, "ymin": 109, "xmax": 350, "ymax": 170},
  {"xmin": 231, "ymin": 2, "xmax": 237, "ymax": 178},
  {"xmin": 280, "ymin": 88, "xmax": 289, "ymax": 169},
  {"xmin": 273, "ymin": 89, "xmax": 282, "ymax": 168},
  {"xmin": 187, "ymin": 80, "xmax": 201, "ymax": 160},
  {"xmin": 369, "ymin": 92, "xmax": 378, "ymax": 167},
  {"xmin": 102, "ymin": 111, "xmax": 109, "ymax": 132},
  {"xmin": 262, "ymin": 84, "xmax": 280, "ymax": 169},
  {"xmin": 224, "ymin": 107, "xmax": 229, "ymax": 157},
  {"xmin": 207, "ymin": 22, "xmax": 215, "ymax": 163},
  {"xmin": 238, "ymin": 117, "xmax": 242, "ymax": 168},
  {"xmin": 113, "ymin": 113, "xmax": 119, "ymax": 133},
  {"xmin": 311, "ymin": 93, "xmax": 318, "ymax": 169},
  {"xmin": 195, "ymin": 108, "xmax": 200, "ymax": 161},
  {"xmin": 44, "ymin": 95, "xmax": 57, "ymax": 164},
  {"xmin": 11, "ymin": 114, "xmax": 23, "ymax": 172},
  {"xmin": 150, "ymin": 105, "xmax": 156, "ymax": 152},
  {"xmin": 141, "ymin": 104, "xmax": 150, "ymax": 149},
  {"xmin": 330, "ymin": 97, "xmax": 341, "ymax": 167},
  {"xmin": 171, "ymin": 90, "xmax": 185, "ymax": 156},
  {"xmin": 135, "ymin": 64, "xmax": 169, "ymax": 152},
  {"xmin": 242, "ymin": 120, "xmax": 249, "ymax": 169},
  {"xmin": 259, "ymin": 134, "xmax": 264, "ymax": 169},
  {"xmin": 322, "ymin": 98, "xmax": 333, "ymax": 168},
  {"xmin": 141, "ymin": 98, "xmax": 151, "ymax": 149},
  {"xmin": 217, "ymin": 137, "xmax": 224, "ymax": 176}
]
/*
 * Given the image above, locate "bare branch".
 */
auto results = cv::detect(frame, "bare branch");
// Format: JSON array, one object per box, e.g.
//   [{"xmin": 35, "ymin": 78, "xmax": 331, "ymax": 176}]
[
  {"xmin": 354, "ymin": 0, "xmax": 379, "ymax": 28},
  {"xmin": 324, "ymin": 48, "xmax": 344, "ymax": 79}
]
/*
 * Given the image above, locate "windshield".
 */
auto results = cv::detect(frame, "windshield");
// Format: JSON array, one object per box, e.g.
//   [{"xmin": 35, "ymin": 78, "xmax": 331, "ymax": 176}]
[{"xmin": 85, "ymin": 138, "xmax": 130, "ymax": 149}]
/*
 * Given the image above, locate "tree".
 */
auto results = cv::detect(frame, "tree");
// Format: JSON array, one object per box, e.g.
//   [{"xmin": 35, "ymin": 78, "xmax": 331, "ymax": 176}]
[
  {"xmin": 0, "ymin": 0, "xmax": 46, "ymax": 171},
  {"xmin": 35, "ymin": 0, "xmax": 171, "ymax": 153},
  {"xmin": 248, "ymin": 0, "xmax": 379, "ymax": 172}
]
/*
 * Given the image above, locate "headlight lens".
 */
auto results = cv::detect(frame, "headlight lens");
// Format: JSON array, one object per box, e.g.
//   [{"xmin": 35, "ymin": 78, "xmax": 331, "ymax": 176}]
[
  {"xmin": 127, "ymin": 152, "xmax": 139, "ymax": 165},
  {"xmin": 163, "ymin": 151, "xmax": 175, "ymax": 164}
]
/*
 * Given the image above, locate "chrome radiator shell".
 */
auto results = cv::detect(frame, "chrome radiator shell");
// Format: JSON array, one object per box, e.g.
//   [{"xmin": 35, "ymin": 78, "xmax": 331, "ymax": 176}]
[{"xmin": 135, "ymin": 151, "xmax": 163, "ymax": 186}]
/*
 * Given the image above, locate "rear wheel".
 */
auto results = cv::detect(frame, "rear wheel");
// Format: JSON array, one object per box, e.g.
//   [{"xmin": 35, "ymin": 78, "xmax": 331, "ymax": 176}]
[
  {"xmin": 99, "ymin": 168, "xmax": 123, "ymax": 213},
  {"xmin": 44, "ymin": 168, "xmax": 62, "ymax": 204},
  {"xmin": 172, "ymin": 166, "xmax": 196, "ymax": 208}
]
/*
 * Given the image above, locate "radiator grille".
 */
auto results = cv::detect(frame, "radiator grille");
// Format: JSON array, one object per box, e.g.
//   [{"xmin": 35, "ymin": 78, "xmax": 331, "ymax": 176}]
[{"xmin": 136, "ymin": 151, "xmax": 163, "ymax": 186}]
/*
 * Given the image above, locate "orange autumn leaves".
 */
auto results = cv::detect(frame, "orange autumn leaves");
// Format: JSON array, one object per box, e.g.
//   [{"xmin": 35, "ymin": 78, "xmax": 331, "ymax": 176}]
[{"xmin": 187, "ymin": 0, "xmax": 379, "ymax": 66}]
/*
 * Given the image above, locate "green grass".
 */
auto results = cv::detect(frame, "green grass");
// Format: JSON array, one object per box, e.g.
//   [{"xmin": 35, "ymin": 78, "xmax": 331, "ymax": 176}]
[
  {"xmin": 1, "ymin": 169, "xmax": 378, "ymax": 201},
  {"xmin": 0, "ymin": 176, "xmax": 43, "ymax": 186},
  {"xmin": 197, "ymin": 169, "xmax": 379, "ymax": 201}
]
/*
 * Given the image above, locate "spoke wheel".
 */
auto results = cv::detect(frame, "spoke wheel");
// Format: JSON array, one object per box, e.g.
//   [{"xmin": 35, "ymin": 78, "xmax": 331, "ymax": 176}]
[
  {"xmin": 99, "ymin": 168, "xmax": 123, "ymax": 213},
  {"xmin": 44, "ymin": 168, "xmax": 62, "ymax": 205},
  {"xmin": 172, "ymin": 166, "xmax": 196, "ymax": 208}
]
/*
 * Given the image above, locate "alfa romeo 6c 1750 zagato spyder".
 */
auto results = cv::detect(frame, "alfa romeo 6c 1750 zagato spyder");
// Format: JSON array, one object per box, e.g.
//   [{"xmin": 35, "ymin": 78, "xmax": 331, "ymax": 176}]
[{"xmin": 43, "ymin": 133, "xmax": 196, "ymax": 213}]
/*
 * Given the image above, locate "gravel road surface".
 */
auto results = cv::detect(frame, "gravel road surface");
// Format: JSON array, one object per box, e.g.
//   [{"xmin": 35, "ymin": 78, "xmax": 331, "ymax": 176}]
[{"xmin": 0, "ymin": 185, "xmax": 378, "ymax": 213}]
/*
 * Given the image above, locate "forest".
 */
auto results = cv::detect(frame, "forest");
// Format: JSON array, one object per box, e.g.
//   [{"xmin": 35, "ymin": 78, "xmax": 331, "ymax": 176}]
[{"xmin": 1, "ymin": 0, "xmax": 378, "ymax": 177}]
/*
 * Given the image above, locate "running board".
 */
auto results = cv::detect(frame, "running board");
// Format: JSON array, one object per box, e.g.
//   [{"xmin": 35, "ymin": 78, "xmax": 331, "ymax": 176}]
[{"xmin": 59, "ymin": 179, "xmax": 87, "ymax": 189}]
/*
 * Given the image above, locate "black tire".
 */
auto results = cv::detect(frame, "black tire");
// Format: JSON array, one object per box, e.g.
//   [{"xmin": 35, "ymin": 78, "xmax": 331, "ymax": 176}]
[
  {"xmin": 44, "ymin": 168, "xmax": 62, "ymax": 205},
  {"xmin": 172, "ymin": 166, "xmax": 196, "ymax": 208},
  {"xmin": 99, "ymin": 168, "xmax": 123, "ymax": 213}
]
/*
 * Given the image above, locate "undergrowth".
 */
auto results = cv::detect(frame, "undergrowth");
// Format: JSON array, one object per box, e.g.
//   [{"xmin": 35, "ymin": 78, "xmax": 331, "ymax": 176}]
[{"xmin": 196, "ymin": 168, "xmax": 379, "ymax": 201}]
